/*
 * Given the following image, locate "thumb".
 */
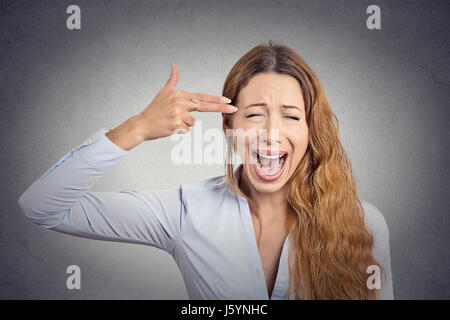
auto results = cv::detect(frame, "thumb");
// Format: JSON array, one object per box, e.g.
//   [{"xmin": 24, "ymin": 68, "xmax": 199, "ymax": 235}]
[{"xmin": 160, "ymin": 63, "xmax": 179, "ymax": 92}]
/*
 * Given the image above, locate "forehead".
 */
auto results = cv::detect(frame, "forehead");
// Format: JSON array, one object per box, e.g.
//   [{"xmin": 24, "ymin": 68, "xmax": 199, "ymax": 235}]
[{"xmin": 237, "ymin": 72, "xmax": 304, "ymax": 108}]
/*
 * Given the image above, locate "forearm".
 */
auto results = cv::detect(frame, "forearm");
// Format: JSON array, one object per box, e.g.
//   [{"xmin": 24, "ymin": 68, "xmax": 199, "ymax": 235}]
[{"xmin": 18, "ymin": 128, "xmax": 129, "ymax": 227}]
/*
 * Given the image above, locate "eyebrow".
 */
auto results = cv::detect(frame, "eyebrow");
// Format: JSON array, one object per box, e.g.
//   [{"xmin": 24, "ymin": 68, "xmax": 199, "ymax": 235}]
[{"xmin": 244, "ymin": 103, "xmax": 302, "ymax": 112}]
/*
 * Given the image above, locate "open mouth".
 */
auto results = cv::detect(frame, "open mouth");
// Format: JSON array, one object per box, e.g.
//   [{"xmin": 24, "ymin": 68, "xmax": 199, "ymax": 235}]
[{"xmin": 252, "ymin": 150, "xmax": 288, "ymax": 181}]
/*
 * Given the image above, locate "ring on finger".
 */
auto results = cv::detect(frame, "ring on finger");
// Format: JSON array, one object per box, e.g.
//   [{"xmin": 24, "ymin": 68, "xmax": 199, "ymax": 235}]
[{"xmin": 190, "ymin": 98, "xmax": 200, "ymax": 111}]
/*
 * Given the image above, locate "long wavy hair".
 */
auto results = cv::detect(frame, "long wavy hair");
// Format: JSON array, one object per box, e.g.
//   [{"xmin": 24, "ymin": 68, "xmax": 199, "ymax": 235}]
[{"xmin": 221, "ymin": 40, "xmax": 383, "ymax": 299}]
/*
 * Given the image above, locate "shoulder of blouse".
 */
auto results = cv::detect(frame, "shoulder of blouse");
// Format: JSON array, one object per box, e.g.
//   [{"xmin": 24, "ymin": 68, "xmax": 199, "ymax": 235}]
[
  {"xmin": 180, "ymin": 174, "xmax": 229, "ymax": 191},
  {"xmin": 360, "ymin": 200, "xmax": 390, "ymax": 237}
]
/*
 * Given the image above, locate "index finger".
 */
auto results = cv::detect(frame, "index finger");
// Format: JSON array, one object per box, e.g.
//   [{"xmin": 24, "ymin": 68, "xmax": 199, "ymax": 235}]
[
  {"xmin": 192, "ymin": 100, "xmax": 238, "ymax": 113},
  {"xmin": 180, "ymin": 90, "xmax": 232, "ymax": 104}
]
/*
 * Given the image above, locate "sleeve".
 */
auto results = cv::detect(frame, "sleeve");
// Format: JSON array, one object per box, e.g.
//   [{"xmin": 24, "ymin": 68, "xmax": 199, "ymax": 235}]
[
  {"xmin": 18, "ymin": 128, "xmax": 182, "ymax": 255},
  {"xmin": 361, "ymin": 201, "xmax": 394, "ymax": 300}
]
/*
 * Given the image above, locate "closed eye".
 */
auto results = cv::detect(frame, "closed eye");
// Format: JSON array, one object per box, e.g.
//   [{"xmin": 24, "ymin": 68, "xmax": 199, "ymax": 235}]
[
  {"xmin": 284, "ymin": 116, "xmax": 300, "ymax": 120},
  {"xmin": 246, "ymin": 114, "xmax": 264, "ymax": 118}
]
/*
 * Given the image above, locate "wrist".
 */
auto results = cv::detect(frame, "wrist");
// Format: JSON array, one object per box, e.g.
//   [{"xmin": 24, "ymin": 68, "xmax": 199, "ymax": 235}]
[
  {"xmin": 106, "ymin": 116, "xmax": 145, "ymax": 151},
  {"xmin": 126, "ymin": 115, "xmax": 147, "ymax": 144}
]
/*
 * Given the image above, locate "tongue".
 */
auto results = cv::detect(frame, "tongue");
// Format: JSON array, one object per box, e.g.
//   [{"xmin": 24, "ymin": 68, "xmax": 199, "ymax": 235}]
[{"xmin": 259, "ymin": 158, "xmax": 279, "ymax": 176}]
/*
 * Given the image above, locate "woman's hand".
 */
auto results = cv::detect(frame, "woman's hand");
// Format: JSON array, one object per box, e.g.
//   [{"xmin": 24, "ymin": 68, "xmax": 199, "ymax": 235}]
[{"xmin": 106, "ymin": 64, "xmax": 238, "ymax": 151}]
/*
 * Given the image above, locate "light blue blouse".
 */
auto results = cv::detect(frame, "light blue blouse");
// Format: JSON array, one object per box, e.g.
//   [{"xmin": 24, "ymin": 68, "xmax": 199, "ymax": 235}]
[{"xmin": 18, "ymin": 128, "xmax": 394, "ymax": 300}]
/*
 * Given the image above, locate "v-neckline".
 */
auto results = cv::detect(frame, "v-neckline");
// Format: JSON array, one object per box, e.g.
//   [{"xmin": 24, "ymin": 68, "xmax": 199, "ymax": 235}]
[{"xmin": 236, "ymin": 192, "xmax": 290, "ymax": 300}]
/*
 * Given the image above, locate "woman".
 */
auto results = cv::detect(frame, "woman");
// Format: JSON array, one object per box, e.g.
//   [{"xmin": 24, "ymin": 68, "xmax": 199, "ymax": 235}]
[{"xmin": 18, "ymin": 41, "xmax": 393, "ymax": 300}]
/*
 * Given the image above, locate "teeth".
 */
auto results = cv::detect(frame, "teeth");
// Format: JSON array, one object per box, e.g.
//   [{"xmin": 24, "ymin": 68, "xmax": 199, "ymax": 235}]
[
  {"xmin": 257, "ymin": 153, "xmax": 285, "ymax": 160},
  {"xmin": 278, "ymin": 155, "xmax": 286, "ymax": 167},
  {"xmin": 260, "ymin": 155, "xmax": 280, "ymax": 160},
  {"xmin": 256, "ymin": 152, "xmax": 286, "ymax": 168}
]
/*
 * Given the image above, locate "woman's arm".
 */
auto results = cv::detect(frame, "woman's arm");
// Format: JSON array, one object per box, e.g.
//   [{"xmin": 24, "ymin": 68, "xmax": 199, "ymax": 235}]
[
  {"xmin": 18, "ymin": 126, "xmax": 182, "ymax": 255},
  {"xmin": 18, "ymin": 63, "xmax": 236, "ymax": 255}
]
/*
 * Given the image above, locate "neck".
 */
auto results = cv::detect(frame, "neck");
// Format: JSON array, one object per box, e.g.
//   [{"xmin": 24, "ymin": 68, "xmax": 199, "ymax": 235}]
[{"xmin": 238, "ymin": 165, "xmax": 289, "ymax": 222}]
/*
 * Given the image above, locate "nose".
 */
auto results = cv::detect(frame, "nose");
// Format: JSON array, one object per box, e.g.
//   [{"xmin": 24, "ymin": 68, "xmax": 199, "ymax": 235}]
[{"xmin": 260, "ymin": 115, "xmax": 280, "ymax": 146}]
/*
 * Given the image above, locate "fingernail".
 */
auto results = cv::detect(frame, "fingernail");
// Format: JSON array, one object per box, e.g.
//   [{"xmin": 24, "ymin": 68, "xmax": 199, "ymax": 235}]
[
  {"xmin": 228, "ymin": 106, "xmax": 238, "ymax": 112},
  {"xmin": 172, "ymin": 128, "xmax": 188, "ymax": 135},
  {"xmin": 221, "ymin": 97, "xmax": 232, "ymax": 103}
]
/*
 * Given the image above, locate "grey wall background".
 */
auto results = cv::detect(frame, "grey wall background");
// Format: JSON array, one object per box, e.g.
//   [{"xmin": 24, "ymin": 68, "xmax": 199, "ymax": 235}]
[{"xmin": 1, "ymin": 0, "xmax": 448, "ymax": 299}]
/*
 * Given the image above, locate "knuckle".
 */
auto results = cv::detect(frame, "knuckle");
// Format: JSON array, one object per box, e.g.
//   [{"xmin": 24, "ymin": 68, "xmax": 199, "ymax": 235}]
[
  {"xmin": 174, "ymin": 119, "xmax": 183, "ymax": 128},
  {"xmin": 174, "ymin": 90, "xmax": 185, "ymax": 98},
  {"xmin": 174, "ymin": 107, "xmax": 182, "ymax": 117},
  {"xmin": 170, "ymin": 91, "xmax": 181, "ymax": 102}
]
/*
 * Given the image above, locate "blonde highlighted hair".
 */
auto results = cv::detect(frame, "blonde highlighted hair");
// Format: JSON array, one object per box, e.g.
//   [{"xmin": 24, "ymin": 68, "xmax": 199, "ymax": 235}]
[{"xmin": 222, "ymin": 40, "xmax": 382, "ymax": 299}]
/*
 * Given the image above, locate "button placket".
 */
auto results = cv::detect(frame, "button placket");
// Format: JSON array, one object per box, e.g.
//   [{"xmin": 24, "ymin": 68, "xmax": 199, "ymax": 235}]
[{"xmin": 236, "ymin": 194, "xmax": 269, "ymax": 300}]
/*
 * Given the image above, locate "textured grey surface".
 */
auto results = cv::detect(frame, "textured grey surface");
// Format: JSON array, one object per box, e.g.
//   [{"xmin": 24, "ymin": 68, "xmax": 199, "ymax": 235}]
[{"xmin": 1, "ymin": 0, "xmax": 449, "ymax": 299}]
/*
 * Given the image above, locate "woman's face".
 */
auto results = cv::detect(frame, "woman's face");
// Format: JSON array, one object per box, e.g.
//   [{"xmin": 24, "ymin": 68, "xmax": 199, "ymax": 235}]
[{"xmin": 223, "ymin": 72, "xmax": 309, "ymax": 194}]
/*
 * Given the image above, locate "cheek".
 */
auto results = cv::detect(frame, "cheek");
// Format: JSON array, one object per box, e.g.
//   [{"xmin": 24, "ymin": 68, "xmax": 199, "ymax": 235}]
[
  {"xmin": 229, "ymin": 119, "xmax": 260, "ymax": 147},
  {"xmin": 288, "ymin": 126, "xmax": 309, "ymax": 164},
  {"xmin": 233, "ymin": 117, "xmax": 258, "ymax": 131},
  {"xmin": 230, "ymin": 127, "xmax": 258, "ymax": 162}
]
